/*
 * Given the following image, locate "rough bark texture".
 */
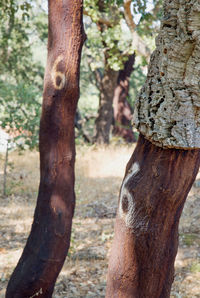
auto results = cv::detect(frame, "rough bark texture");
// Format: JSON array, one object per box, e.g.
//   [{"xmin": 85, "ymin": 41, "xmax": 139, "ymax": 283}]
[
  {"xmin": 6, "ymin": 1, "xmax": 85, "ymax": 297},
  {"xmin": 94, "ymin": 64, "xmax": 118, "ymax": 144},
  {"xmin": 134, "ymin": 0, "xmax": 200, "ymax": 149},
  {"xmin": 106, "ymin": 134, "xmax": 200, "ymax": 298},
  {"xmin": 113, "ymin": 54, "xmax": 136, "ymax": 143}
]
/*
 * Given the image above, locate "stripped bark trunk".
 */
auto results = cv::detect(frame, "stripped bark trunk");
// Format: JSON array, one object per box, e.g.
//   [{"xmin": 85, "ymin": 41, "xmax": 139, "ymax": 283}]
[
  {"xmin": 106, "ymin": 135, "xmax": 200, "ymax": 297},
  {"xmin": 113, "ymin": 53, "xmax": 136, "ymax": 143},
  {"xmin": 107, "ymin": 0, "xmax": 200, "ymax": 296},
  {"xmin": 6, "ymin": 1, "xmax": 85, "ymax": 297}
]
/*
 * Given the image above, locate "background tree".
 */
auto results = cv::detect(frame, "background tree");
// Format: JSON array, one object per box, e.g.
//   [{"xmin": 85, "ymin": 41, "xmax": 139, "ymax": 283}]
[
  {"xmin": 6, "ymin": 0, "xmax": 85, "ymax": 296},
  {"xmin": 0, "ymin": 1, "xmax": 162, "ymax": 148},
  {"xmin": 84, "ymin": 0, "xmax": 162, "ymax": 144},
  {"xmin": 0, "ymin": 1, "xmax": 45, "ymax": 197},
  {"xmin": 85, "ymin": 0, "xmax": 127, "ymax": 144},
  {"xmin": 112, "ymin": 53, "xmax": 136, "ymax": 142},
  {"xmin": 106, "ymin": 0, "xmax": 200, "ymax": 296}
]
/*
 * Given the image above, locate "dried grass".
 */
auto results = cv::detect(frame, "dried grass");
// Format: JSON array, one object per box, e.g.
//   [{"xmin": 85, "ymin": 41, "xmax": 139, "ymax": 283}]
[{"xmin": 0, "ymin": 144, "xmax": 200, "ymax": 298}]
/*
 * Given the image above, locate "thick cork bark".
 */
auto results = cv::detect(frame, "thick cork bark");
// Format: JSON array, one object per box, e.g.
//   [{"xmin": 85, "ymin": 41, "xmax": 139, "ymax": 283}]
[
  {"xmin": 134, "ymin": 0, "xmax": 200, "ymax": 149},
  {"xmin": 6, "ymin": 1, "xmax": 85, "ymax": 297},
  {"xmin": 106, "ymin": 134, "xmax": 200, "ymax": 297}
]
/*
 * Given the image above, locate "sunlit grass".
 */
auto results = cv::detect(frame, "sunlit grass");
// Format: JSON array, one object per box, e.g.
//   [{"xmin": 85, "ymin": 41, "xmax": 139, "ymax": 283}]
[
  {"xmin": 0, "ymin": 144, "xmax": 134, "ymax": 296},
  {"xmin": 1, "ymin": 144, "xmax": 200, "ymax": 297},
  {"xmin": 0, "ymin": 144, "xmax": 134, "ymax": 197}
]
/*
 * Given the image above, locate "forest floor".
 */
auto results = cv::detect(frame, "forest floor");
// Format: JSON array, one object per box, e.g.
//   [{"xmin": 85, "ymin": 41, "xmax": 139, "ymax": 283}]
[{"xmin": 0, "ymin": 144, "xmax": 200, "ymax": 298}]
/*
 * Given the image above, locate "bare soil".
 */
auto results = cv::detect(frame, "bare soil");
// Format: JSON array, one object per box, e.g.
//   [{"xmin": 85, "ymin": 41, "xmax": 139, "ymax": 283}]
[{"xmin": 0, "ymin": 145, "xmax": 199, "ymax": 297}]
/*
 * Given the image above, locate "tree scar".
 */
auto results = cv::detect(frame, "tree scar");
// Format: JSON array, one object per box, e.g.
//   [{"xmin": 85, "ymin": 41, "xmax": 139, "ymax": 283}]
[{"xmin": 51, "ymin": 55, "xmax": 66, "ymax": 90}]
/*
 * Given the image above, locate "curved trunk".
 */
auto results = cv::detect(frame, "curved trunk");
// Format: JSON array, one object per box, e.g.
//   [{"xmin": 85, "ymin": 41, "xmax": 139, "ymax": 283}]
[
  {"xmin": 106, "ymin": 134, "xmax": 200, "ymax": 297},
  {"xmin": 107, "ymin": 0, "xmax": 200, "ymax": 296},
  {"xmin": 6, "ymin": 1, "xmax": 85, "ymax": 297},
  {"xmin": 113, "ymin": 53, "xmax": 136, "ymax": 143}
]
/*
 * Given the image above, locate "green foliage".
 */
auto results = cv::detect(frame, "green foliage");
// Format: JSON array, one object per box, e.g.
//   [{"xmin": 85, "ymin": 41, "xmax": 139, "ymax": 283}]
[
  {"xmin": 84, "ymin": 23, "xmax": 132, "ymax": 72},
  {"xmin": 33, "ymin": 10, "xmax": 48, "ymax": 43},
  {"xmin": 79, "ymin": 0, "xmax": 163, "ymax": 142},
  {"xmin": 102, "ymin": 25, "xmax": 133, "ymax": 70},
  {"xmin": 0, "ymin": 0, "xmax": 163, "ymax": 147},
  {"xmin": 136, "ymin": 0, "xmax": 163, "ymax": 36},
  {"xmin": 181, "ymin": 233, "xmax": 198, "ymax": 247},
  {"xmin": 129, "ymin": 63, "xmax": 146, "ymax": 105},
  {"xmin": 84, "ymin": 0, "xmax": 162, "ymax": 71},
  {"xmin": 0, "ymin": 82, "xmax": 41, "ymax": 150},
  {"xmin": 0, "ymin": 1, "xmax": 44, "ymax": 150},
  {"xmin": 84, "ymin": 0, "xmax": 100, "ymax": 22},
  {"xmin": 190, "ymin": 262, "xmax": 200, "ymax": 273},
  {"xmin": 0, "ymin": 0, "xmax": 31, "ymax": 21},
  {"xmin": 84, "ymin": 1, "xmax": 130, "ymax": 71},
  {"xmin": 83, "ymin": 24, "xmax": 104, "ymax": 71}
]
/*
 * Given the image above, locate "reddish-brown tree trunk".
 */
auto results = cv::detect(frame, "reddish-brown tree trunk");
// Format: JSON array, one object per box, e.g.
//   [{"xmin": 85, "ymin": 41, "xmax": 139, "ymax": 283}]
[
  {"xmin": 6, "ymin": 1, "xmax": 85, "ymax": 297},
  {"xmin": 106, "ymin": 134, "xmax": 200, "ymax": 297},
  {"xmin": 113, "ymin": 53, "xmax": 136, "ymax": 143}
]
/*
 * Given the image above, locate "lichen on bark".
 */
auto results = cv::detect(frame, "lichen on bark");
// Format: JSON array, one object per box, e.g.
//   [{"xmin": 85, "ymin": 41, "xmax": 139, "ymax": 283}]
[{"xmin": 133, "ymin": 0, "xmax": 200, "ymax": 149}]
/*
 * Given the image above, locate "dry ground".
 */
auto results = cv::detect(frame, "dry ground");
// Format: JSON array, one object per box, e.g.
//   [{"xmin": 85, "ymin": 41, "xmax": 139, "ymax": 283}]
[{"xmin": 0, "ymin": 145, "xmax": 200, "ymax": 297}]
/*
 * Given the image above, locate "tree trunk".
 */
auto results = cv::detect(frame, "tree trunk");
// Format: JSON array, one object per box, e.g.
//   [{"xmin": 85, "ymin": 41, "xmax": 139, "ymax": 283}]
[
  {"xmin": 106, "ymin": 134, "xmax": 200, "ymax": 297},
  {"xmin": 75, "ymin": 110, "xmax": 92, "ymax": 143},
  {"xmin": 94, "ymin": 64, "xmax": 118, "ymax": 144},
  {"xmin": 113, "ymin": 53, "xmax": 136, "ymax": 143},
  {"xmin": 107, "ymin": 0, "xmax": 200, "ymax": 296},
  {"xmin": 6, "ymin": 1, "xmax": 85, "ymax": 297},
  {"xmin": 93, "ymin": 2, "xmax": 119, "ymax": 145}
]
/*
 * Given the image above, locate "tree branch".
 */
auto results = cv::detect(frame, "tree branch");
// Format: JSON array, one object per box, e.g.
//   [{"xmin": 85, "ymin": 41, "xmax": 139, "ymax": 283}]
[
  {"xmin": 123, "ymin": 0, "xmax": 151, "ymax": 60},
  {"xmin": 124, "ymin": 0, "xmax": 136, "ymax": 34}
]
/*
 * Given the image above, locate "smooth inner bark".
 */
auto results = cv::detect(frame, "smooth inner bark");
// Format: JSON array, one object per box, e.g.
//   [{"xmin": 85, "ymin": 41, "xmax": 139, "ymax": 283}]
[
  {"xmin": 6, "ymin": 1, "xmax": 85, "ymax": 297},
  {"xmin": 106, "ymin": 134, "xmax": 200, "ymax": 297}
]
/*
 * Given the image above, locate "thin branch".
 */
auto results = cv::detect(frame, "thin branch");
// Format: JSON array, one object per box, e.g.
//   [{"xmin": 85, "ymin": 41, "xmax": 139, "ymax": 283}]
[
  {"xmin": 124, "ymin": 0, "xmax": 136, "ymax": 34},
  {"xmin": 123, "ymin": 0, "xmax": 151, "ymax": 60}
]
